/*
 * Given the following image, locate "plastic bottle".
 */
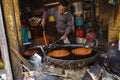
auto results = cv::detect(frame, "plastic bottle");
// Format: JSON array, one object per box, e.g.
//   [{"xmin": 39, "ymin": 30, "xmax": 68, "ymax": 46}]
[{"xmin": 27, "ymin": 27, "xmax": 32, "ymax": 40}]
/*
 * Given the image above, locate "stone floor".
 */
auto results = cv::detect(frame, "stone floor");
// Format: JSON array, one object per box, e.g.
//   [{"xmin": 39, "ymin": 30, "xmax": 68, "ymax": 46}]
[
  {"xmin": 31, "ymin": 61, "xmax": 120, "ymax": 80},
  {"xmin": 34, "ymin": 41, "xmax": 120, "ymax": 80}
]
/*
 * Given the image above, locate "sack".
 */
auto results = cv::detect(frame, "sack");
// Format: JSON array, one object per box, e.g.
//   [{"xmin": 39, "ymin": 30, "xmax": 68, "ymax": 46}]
[{"xmin": 28, "ymin": 54, "xmax": 42, "ymax": 70}]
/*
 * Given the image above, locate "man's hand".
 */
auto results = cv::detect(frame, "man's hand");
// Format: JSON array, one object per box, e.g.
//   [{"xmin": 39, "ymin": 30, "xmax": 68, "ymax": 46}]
[
  {"xmin": 41, "ymin": 18, "xmax": 46, "ymax": 27},
  {"xmin": 60, "ymin": 34, "xmax": 67, "ymax": 40}
]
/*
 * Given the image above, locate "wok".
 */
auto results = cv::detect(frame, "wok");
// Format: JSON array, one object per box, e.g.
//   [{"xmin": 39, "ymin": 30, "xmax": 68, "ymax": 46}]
[
  {"xmin": 26, "ymin": 44, "xmax": 99, "ymax": 69},
  {"xmin": 45, "ymin": 46, "xmax": 98, "ymax": 69}
]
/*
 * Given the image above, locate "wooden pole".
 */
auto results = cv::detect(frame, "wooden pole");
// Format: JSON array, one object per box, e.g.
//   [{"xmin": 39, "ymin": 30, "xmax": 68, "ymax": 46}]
[{"xmin": 0, "ymin": 3, "xmax": 13, "ymax": 80}]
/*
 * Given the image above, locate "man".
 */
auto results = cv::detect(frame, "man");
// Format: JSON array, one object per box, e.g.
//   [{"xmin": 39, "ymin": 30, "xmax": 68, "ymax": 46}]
[{"xmin": 41, "ymin": 0, "xmax": 76, "ymax": 44}]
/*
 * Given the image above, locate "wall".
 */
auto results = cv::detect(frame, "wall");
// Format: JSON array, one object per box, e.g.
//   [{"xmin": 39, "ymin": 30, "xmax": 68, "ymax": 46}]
[
  {"xmin": 108, "ymin": 1, "xmax": 120, "ymax": 43},
  {"xmin": 2, "ymin": 0, "xmax": 34, "ymax": 79},
  {"xmin": 97, "ymin": 0, "xmax": 120, "ymax": 43}
]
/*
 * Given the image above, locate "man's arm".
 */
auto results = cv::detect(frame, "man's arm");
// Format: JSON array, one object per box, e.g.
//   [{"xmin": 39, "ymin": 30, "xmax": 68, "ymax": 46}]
[
  {"xmin": 64, "ymin": 13, "xmax": 73, "ymax": 36},
  {"xmin": 61, "ymin": 13, "xmax": 73, "ymax": 40},
  {"xmin": 41, "ymin": 8, "xmax": 55, "ymax": 27}
]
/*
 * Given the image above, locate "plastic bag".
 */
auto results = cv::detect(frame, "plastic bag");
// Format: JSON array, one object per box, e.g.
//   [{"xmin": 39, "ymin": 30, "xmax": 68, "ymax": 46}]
[{"xmin": 0, "ymin": 59, "xmax": 4, "ymax": 69}]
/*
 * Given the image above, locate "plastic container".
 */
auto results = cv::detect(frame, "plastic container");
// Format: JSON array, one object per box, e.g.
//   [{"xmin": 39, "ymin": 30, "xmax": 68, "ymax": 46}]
[
  {"xmin": 76, "ymin": 37, "xmax": 85, "ymax": 44},
  {"xmin": 75, "ymin": 28, "xmax": 85, "ymax": 44},
  {"xmin": 73, "ymin": 2, "xmax": 83, "ymax": 14},
  {"xmin": 76, "ymin": 28, "xmax": 85, "ymax": 38},
  {"xmin": 75, "ymin": 17, "xmax": 84, "ymax": 26},
  {"xmin": 22, "ymin": 27, "xmax": 29, "ymax": 43}
]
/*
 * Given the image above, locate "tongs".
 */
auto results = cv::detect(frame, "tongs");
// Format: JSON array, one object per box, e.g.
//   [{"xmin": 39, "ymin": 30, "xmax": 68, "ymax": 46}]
[{"xmin": 48, "ymin": 39, "xmax": 62, "ymax": 48}]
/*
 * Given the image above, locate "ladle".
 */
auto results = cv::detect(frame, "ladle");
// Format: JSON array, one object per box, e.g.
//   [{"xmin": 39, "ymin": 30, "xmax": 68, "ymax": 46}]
[{"xmin": 39, "ymin": 46, "xmax": 46, "ymax": 62}]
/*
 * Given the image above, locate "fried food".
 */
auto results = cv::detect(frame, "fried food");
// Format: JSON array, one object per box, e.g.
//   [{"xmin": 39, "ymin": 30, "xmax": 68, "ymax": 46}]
[
  {"xmin": 24, "ymin": 49, "xmax": 39, "ymax": 56},
  {"xmin": 48, "ymin": 50, "xmax": 70, "ymax": 58},
  {"xmin": 72, "ymin": 48, "xmax": 92, "ymax": 56}
]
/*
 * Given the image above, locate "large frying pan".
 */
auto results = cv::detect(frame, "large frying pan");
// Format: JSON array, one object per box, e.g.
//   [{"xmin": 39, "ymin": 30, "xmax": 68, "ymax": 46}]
[{"xmin": 40, "ymin": 44, "xmax": 98, "ymax": 69}]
